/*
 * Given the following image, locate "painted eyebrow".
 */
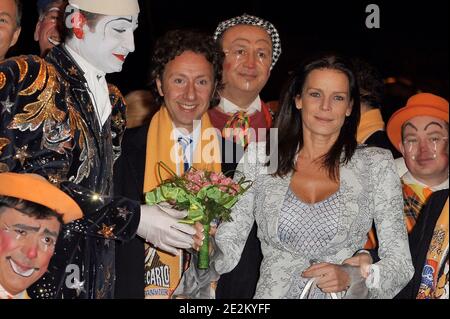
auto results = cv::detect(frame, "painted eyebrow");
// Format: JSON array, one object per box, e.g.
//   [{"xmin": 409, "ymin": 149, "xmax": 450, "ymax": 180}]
[
  {"xmin": 230, "ymin": 38, "xmax": 250, "ymax": 45},
  {"xmin": 12, "ymin": 224, "xmax": 40, "ymax": 232},
  {"xmin": 231, "ymin": 38, "xmax": 271, "ymax": 47},
  {"xmin": 424, "ymin": 121, "xmax": 444, "ymax": 131},
  {"xmin": 43, "ymin": 228, "xmax": 58, "ymax": 238},
  {"xmin": 103, "ymin": 17, "xmax": 136, "ymax": 35},
  {"xmin": 255, "ymin": 39, "xmax": 272, "ymax": 46},
  {"xmin": 13, "ymin": 224, "xmax": 41, "ymax": 231},
  {"xmin": 12, "ymin": 224, "xmax": 58, "ymax": 237},
  {"xmin": 111, "ymin": 17, "xmax": 133, "ymax": 23},
  {"xmin": 404, "ymin": 122, "xmax": 418, "ymax": 131},
  {"xmin": 105, "ymin": 17, "xmax": 133, "ymax": 26}
]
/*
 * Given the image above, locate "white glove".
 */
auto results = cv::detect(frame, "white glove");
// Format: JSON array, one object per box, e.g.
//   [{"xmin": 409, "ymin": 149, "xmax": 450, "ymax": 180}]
[{"xmin": 138, "ymin": 204, "xmax": 196, "ymax": 255}]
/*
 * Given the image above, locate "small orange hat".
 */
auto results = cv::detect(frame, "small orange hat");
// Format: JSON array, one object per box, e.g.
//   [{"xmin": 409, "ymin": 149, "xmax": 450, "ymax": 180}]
[
  {"xmin": 0, "ymin": 173, "xmax": 83, "ymax": 223},
  {"xmin": 387, "ymin": 93, "xmax": 449, "ymax": 151}
]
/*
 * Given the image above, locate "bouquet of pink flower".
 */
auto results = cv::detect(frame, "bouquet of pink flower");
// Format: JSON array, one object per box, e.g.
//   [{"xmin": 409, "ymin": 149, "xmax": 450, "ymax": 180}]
[{"xmin": 145, "ymin": 161, "xmax": 252, "ymax": 269}]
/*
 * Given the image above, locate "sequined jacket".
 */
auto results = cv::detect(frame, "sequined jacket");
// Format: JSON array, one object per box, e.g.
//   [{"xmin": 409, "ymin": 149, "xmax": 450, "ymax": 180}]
[
  {"xmin": 214, "ymin": 143, "xmax": 414, "ymax": 298},
  {"xmin": 0, "ymin": 46, "xmax": 140, "ymax": 299}
]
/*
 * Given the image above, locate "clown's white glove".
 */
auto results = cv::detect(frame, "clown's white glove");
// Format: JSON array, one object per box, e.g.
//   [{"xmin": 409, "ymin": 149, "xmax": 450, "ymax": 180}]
[{"xmin": 138, "ymin": 204, "xmax": 195, "ymax": 255}]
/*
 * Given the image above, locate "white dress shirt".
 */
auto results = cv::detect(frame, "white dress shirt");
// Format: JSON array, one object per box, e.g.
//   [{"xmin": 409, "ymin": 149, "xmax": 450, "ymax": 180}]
[
  {"xmin": 65, "ymin": 45, "xmax": 112, "ymax": 126},
  {"xmin": 172, "ymin": 122, "xmax": 201, "ymax": 175},
  {"xmin": 402, "ymin": 170, "xmax": 449, "ymax": 191},
  {"xmin": 218, "ymin": 96, "xmax": 261, "ymax": 115}
]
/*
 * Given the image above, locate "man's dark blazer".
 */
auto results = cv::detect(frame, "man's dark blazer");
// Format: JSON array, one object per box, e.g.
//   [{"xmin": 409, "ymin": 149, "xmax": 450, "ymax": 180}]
[
  {"xmin": 113, "ymin": 122, "xmax": 262, "ymax": 298},
  {"xmin": 395, "ymin": 189, "xmax": 449, "ymax": 299}
]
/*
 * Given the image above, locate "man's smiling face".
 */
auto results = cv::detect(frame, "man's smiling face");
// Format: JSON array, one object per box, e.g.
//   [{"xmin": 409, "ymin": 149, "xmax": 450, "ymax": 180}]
[{"xmin": 0, "ymin": 208, "xmax": 60, "ymax": 295}]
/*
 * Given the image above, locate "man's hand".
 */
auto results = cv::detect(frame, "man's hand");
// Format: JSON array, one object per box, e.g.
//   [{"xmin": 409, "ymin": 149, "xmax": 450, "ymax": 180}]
[{"xmin": 138, "ymin": 204, "xmax": 200, "ymax": 255}]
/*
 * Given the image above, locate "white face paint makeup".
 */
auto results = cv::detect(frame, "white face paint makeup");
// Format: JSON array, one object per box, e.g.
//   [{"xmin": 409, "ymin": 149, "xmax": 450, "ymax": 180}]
[
  {"xmin": 403, "ymin": 136, "xmax": 449, "ymax": 161},
  {"xmin": 7, "ymin": 257, "xmax": 38, "ymax": 278},
  {"xmin": 401, "ymin": 116, "xmax": 449, "ymax": 188},
  {"xmin": 224, "ymin": 45, "xmax": 271, "ymax": 67},
  {"xmin": 225, "ymin": 49, "xmax": 256, "ymax": 92},
  {"xmin": 75, "ymin": 14, "xmax": 138, "ymax": 73},
  {"xmin": 405, "ymin": 141, "xmax": 416, "ymax": 160},
  {"xmin": 221, "ymin": 25, "xmax": 273, "ymax": 97}
]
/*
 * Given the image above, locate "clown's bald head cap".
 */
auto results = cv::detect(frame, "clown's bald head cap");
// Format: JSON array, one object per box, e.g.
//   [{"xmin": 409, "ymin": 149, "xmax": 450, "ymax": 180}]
[{"xmin": 68, "ymin": 0, "xmax": 139, "ymax": 15}]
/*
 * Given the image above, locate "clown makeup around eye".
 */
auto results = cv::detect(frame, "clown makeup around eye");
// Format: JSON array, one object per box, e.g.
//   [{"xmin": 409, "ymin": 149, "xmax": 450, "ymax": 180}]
[{"xmin": 224, "ymin": 42, "xmax": 272, "ymax": 67}]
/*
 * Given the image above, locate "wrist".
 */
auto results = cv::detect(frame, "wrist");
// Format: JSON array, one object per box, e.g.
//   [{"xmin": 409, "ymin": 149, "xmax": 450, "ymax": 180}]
[{"xmin": 355, "ymin": 249, "xmax": 371, "ymax": 256}]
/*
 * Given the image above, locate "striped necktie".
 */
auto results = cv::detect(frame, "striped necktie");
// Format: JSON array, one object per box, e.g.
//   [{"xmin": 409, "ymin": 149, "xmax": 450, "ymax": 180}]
[
  {"xmin": 177, "ymin": 136, "xmax": 192, "ymax": 173},
  {"xmin": 222, "ymin": 111, "xmax": 250, "ymax": 148}
]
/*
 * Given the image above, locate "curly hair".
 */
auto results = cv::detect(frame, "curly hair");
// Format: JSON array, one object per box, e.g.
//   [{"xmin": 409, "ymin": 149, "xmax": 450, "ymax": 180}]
[{"xmin": 149, "ymin": 29, "xmax": 225, "ymax": 107}]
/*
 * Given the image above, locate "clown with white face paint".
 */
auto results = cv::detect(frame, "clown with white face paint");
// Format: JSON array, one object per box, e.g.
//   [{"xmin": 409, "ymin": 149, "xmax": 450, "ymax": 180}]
[
  {"xmin": 0, "ymin": 0, "xmax": 201, "ymax": 299},
  {"xmin": 65, "ymin": 13, "xmax": 138, "ymax": 74},
  {"xmin": 63, "ymin": 2, "xmax": 139, "ymax": 126}
]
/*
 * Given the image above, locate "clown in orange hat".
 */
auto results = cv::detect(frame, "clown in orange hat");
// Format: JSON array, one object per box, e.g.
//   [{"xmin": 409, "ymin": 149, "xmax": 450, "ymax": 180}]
[
  {"xmin": 0, "ymin": 173, "xmax": 81, "ymax": 299},
  {"xmin": 387, "ymin": 93, "xmax": 448, "ymax": 299},
  {"xmin": 387, "ymin": 92, "xmax": 448, "ymax": 199}
]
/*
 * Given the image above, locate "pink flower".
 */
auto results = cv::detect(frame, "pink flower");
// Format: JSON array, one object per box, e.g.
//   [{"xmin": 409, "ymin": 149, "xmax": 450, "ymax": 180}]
[{"xmin": 210, "ymin": 172, "xmax": 220, "ymax": 183}]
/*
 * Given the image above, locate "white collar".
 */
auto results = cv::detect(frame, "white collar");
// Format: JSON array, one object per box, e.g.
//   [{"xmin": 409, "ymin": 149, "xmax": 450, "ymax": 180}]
[
  {"xmin": 65, "ymin": 44, "xmax": 105, "ymax": 78},
  {"xmin": 0, "ymin": 283, "xmax": 26, "ymax": 299},
  {"xmin": 218, "ymin": 96, "xmax": 261, "ymax": 115},
  {"xmin": 402, "ymin": 171, "xmax": 449, "ymax": 192},
  {"xmin": 65, "ymin": 45, "xmax": 111, "ymax": 126}
]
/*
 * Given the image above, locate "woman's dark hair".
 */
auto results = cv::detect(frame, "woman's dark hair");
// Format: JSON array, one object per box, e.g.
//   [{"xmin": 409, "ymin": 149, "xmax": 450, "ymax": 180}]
[
  {"xmin": 270, "ymin": 54, "xmax": 360, "ymax": 180},
  {"xmin": 149, "ymin": 29, "xmax": 225, "ymax": 107},
  {"xmin": 0, "ymin": 195, "xmax": 64, "ymax": 225}
]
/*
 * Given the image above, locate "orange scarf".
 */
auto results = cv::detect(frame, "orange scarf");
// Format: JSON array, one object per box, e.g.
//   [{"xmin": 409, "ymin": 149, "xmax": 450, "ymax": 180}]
[
  {"xmin": 357, "ymin": 109, "xmax": 385, "ymax": 144},
  {"xmin": 143, "ymin": 106, "xmax": 222, "ymax": 192},
  {"xmin": 402, "ymin": 182, "xmax": 433, "ymax": 233},
  {"xmin": 142, "ymin": 106, "xmax": 222, "ymax": 299}
]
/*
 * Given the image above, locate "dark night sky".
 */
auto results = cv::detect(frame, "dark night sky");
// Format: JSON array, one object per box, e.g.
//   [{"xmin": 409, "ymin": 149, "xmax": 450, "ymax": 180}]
[{"xmin": 12, "ymin": 0, "xmax": 449, "ymax": 118}]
